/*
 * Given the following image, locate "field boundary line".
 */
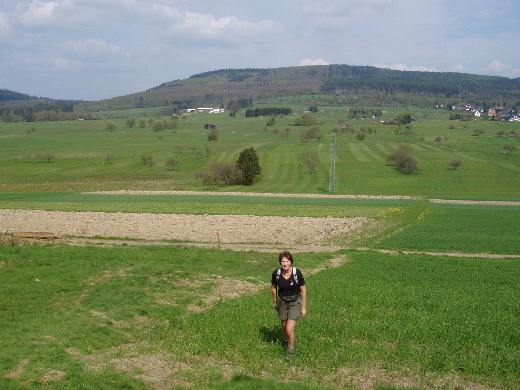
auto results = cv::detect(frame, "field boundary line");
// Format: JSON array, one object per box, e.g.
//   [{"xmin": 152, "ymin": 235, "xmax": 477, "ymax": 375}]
[
  {"xmin": 82, "ymin": 191, "xmax": 519, "ymax": 205},
  {"xmin": 429, "ymin": 199, "xmax": 520, "ymax": 206},
  {"xmin": 83, "ymin": 190, "xmax": 417, "ymax": 199},
  {"xmin": 7, "ymin": 236, "xmax": 518, "ymax": 259}
]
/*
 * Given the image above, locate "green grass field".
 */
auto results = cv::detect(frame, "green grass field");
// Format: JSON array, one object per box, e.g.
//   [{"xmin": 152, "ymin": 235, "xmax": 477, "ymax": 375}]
[
  {"xmin": 1, "ymin": 103, "xmax": 519, "ymax": 389},
  {"xmin": 1, "ymin": 104, "xmax": 519, "ymax": 196},
  {"xmin": 0, "ymin": 245, "xmax": 517, "ymax": 389},
  {"xmin": 375, "ymin": 203, "xmax": 520, "ymax": 254}
]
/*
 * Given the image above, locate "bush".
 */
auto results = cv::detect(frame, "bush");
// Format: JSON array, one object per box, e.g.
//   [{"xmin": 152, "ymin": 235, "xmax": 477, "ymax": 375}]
[
  {"xmin": 166, "ymin": 158, "xmax": 179, "ymax": 169},
  {"xmin": 356, "ymin": 132, "xmax": 366, "ymax": 141},
  {"xmin": 388, "ymin": 145, "xmax": 419, "ymax": 174},
  {"xmin": 300, "ymin": 127, "xmax": 322, "ymax": 142},
  {"xmin": 29, "ymin": 153, "xmax": 55, "ymax": 163},
  {"xmin": 449, "ymin": 159, "xmax": 462, "ymax": 170},
  {"xmin": 140, "ymin": 155, "xmax": 153, "ymax": 168},
  {"xmin": 396, "ymin": 155, "xmax": 419, "ymax": 174},
  {"xmin": 300, "ymin": 153, "xmax": 318, "ymax": 175},
  {"xmin": 152, "ymin": 121, "xmax": 166, "ymax": 132},
  {"xmin": 503, "ymin": 144, "xmax": 517, "ymax": 154},
  {"xmin": 105, "ymin": 122, "xmax": 116, "ymax": 131},
  {"xmin": 293, "ymin": 113, "xmax": 318, "ymax": 126},
  {"xmin": 397, "ymin": 112, "xmax": 413, "ymax": 124},
  {"xmin": 201, "ymin": 161, "xmax": 241, "ymax": 186},
  {"xmin": 207, "ymin": 128, "xmax": 219, "ymax": 141}
]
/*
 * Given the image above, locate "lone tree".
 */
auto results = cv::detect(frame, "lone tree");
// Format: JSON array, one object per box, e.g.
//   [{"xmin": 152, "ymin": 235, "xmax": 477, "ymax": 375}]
[
  {"xmin": 106, "ymin": 122, "xmax": 116, "ymax": 131},
  {"xmin": 503, "ymin": 144, "xmax": 517, "ymax": 155},
  {"xmin": 140, "ymin": 155, "xmax": 154, "ymax": 169},
  {"xmin": 207, "ymin": 128, "xmax": 219, "ymax": 141},
  {"xmin": 397, "ymin": 112, "xmax": 413, "ymax": 125},
  {"xmin": 300, "ymin": 153, "xmax": 318, "ymax": 175},
  {"xmin": 449, "ymin": 159, "xmax": 463, "ymax": 170},
  {"xmin": 236, "ymin": 147, "xmax": 261, "ymax": 185},
  {"xmin": 166, "ymin": 157, "xmax": 179, "ymax": 170}
]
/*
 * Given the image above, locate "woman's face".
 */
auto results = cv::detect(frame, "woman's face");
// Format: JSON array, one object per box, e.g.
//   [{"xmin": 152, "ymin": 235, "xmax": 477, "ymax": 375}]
[{"xmin": 280, "ymin": 257, "xmax": 292, "ymax": 270}]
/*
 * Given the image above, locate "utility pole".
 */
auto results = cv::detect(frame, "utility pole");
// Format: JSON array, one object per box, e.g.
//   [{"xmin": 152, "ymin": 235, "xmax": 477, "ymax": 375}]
[{"xmin": 329, "ymin": 132, "xmax": 336, "ymax": 193}]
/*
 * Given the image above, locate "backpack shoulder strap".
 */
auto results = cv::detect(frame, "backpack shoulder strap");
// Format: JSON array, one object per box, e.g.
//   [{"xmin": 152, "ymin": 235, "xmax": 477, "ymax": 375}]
[
  {"xmin": 293, "ymin": 267, "xmax": 298, "ymax": 284},
  {"xmin": 276, "ymin": 267, "xmax": 299, "ymax": 284}
]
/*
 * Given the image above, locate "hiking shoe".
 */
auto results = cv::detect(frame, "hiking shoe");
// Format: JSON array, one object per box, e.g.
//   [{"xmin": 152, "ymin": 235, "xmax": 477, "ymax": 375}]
[{"xmin": 286, "ymin": 347, "xmax": 295, "ymax": 361}]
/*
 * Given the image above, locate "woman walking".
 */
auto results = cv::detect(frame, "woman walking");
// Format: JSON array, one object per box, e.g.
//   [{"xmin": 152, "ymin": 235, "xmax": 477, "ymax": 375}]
[{"xmin": 271, "ymin": 251, "xmax": 306, "ymax": 361}]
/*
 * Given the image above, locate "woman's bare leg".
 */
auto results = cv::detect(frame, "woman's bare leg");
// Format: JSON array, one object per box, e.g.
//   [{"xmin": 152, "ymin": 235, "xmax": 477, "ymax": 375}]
[{"xmin": 283, "ymin": 320, "xmax": 296, "ymax": 347}]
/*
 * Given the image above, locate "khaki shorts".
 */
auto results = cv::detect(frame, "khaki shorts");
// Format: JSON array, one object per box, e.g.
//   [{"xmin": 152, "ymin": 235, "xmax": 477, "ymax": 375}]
[{"xmin": 276, "ymin": 297, "xmax": 302, "ymax": 321}]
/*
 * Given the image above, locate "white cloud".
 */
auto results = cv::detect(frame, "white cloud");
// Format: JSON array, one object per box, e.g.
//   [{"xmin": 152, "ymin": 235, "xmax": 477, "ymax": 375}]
[
  {"xmin": 166, "ymin": 11, "xmax": 284, "ymax": 44},
  {"xmin": 452, "ymin": 63, "xmax": 469, "ymax": 73},
  {"xmin": 484, "ymin": 60, "xmax": 509, "ymax": 73},
  {"xmin": 483, "ymin": 60, "xmax": 520, "ymax": 78},
  {"xmin": 16, "ymin": 0, "xmax": 61, "ymax": 26},
  {"xmin": 299, "ymin": 58, "xmax": 330, "ymax": 66},
  {"xmin": 0, "ymin": 13, "xmax": 11, "ymax": 38},
  {"xmin": 301, "ymin": 0, "xmax": 392, "ymax": 27},
  {"xmin": 54, "ymin": 56, "xmax": 82, "ymax": 71},
  {"xmin": 373, "ymin": 64, "xmax": 437, "ymax": 72},
  {"xmin": 2, "ymin": 0, "xmax": 520, "ymax": 100},
  {"xmin": 64, "ymin": 38, "xmax": 123, "ymax": 58}
]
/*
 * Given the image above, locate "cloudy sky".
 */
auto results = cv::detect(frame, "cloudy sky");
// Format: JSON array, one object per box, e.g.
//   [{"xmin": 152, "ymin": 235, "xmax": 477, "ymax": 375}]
[{"xmin": 1, "ymin": 0, "xmax": 519, "ymax": 101}]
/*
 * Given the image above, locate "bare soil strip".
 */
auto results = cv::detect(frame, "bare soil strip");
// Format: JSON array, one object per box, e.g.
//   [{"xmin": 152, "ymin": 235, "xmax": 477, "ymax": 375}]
[
  {"xmin": 0, "ymin": 209, "xmax": 371, "ymax": 247},
  {"xmin": 1, "ymin": 192, "xmax": 517, "ymax": 256}
]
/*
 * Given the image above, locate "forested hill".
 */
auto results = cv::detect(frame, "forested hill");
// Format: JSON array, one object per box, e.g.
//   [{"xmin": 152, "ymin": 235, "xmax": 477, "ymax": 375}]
[
  {"xmin": 0, "ymin": 88, "xmax": 35, "ymax": 102},
  {"xmin": 0, "ymin": 88, "xmax": 82, "ymax": 122},
  {"xmin": 321, "ymin": 65, "xmax": 520, "ymax": 96},
  {"xmin": 74, "ymin": 64, "xmax": 520, "ymax": 112}
]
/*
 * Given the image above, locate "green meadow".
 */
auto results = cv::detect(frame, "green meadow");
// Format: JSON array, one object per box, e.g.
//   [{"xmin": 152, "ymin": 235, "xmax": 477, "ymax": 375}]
[
  {"xmin": 0, "ymin": 103, "xmax": 519, "ymax": 389},
  {"xmin": 0, "ymin": 104, "xmax": 518, "ymax": 196},
  {"xmin": 0, "ymin": 246, "xmax": 518, "ymax": 389}
]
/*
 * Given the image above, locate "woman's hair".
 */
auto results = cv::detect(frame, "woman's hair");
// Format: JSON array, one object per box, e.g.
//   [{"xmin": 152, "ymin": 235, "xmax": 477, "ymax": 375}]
[{"xmin": 278, "ymin": 251, "xmax": 293, "ymax": 264}]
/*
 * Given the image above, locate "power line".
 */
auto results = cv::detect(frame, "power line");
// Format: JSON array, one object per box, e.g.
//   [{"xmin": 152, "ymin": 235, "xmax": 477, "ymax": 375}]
[{"xmin": 329, "ymin": 132, "xmax": 336, "ymax": 193}]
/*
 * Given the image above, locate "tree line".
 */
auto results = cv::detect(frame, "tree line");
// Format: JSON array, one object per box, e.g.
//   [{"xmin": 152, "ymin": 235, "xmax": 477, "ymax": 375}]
[
  {"xmin": 0, "ymin": 98, "xmax": 84, "ymax": 122},
  {"xmin": 245, "ymin": 107, "xmax": 292, "ymax": 117},
  {"xmin": 322, "ymin": 65, "xmax": 520, "ymax": 97}
]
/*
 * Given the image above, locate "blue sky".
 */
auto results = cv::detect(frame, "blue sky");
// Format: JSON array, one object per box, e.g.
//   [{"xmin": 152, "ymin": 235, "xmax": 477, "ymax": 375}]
[{"xmin": 1, "ymin": 0, "xmax": 519, "ymax": 101}]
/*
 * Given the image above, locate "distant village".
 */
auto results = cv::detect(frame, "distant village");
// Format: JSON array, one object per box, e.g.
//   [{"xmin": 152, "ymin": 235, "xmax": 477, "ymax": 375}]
[
  {"xmin": 185, "ymin": 107, "xmax": 225, "ymax": 114},
  {"xmin": 183, "ymin": 104, "xmax": 520, "ymax": 123},
  {"xmin": 436, "ymin": 104, "xmax": 520, "ymax": 122}
]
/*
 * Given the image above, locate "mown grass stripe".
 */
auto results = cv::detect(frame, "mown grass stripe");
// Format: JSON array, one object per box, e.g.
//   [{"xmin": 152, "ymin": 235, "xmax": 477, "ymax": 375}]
[
  {"xmin": 357, "ymin": 143, "xmax": 385, "ymax": 162},
  {"xmin": 348, "ymin": 143, "xmax": 373, "ymax": 162}
]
